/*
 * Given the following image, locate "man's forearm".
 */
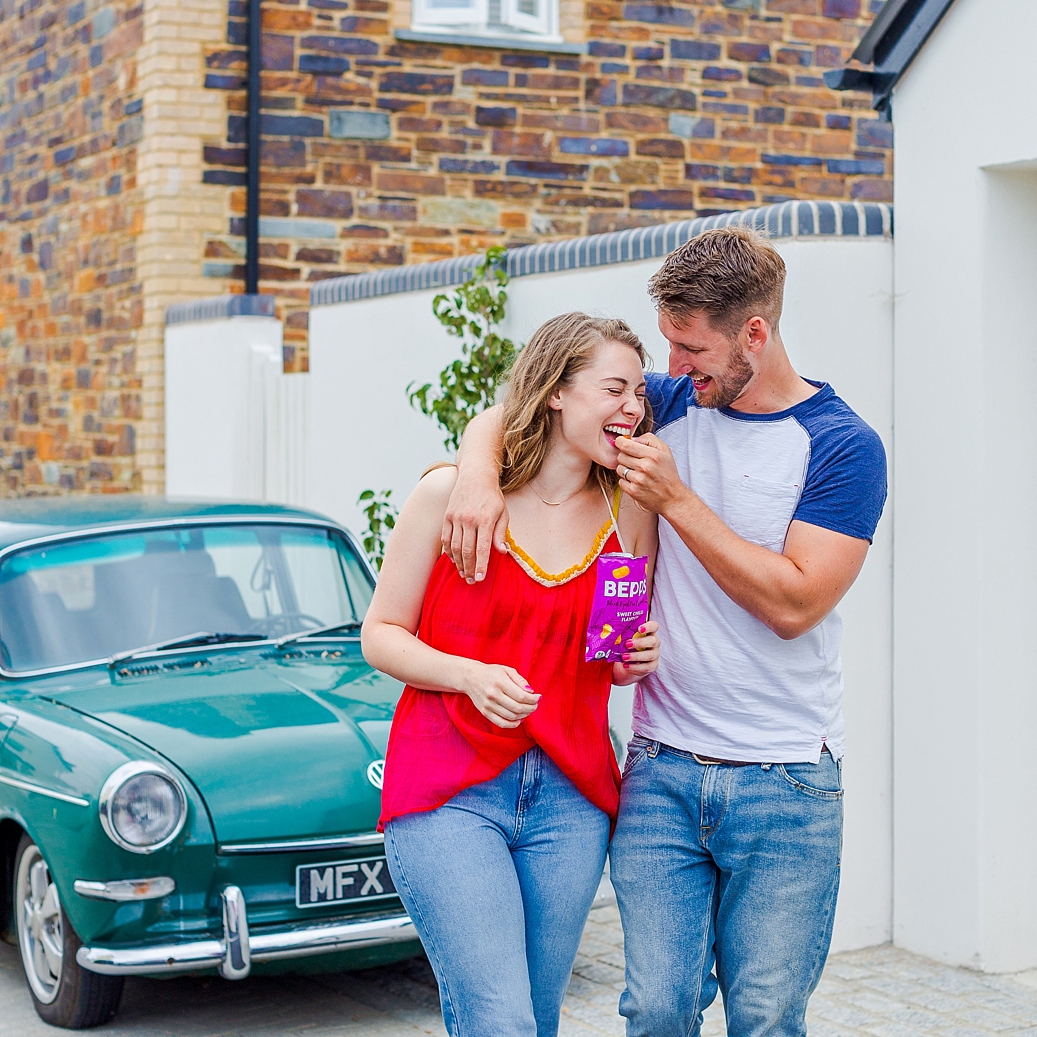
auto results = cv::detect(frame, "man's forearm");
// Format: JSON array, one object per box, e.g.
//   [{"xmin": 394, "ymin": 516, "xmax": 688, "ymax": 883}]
[
  {"xmin": 456, "ymin": 407, "xmax": 504, "ymax": 476},
  {"xmin": 661, "ymin": 488, "xmax": 814, "ymax": 640}
]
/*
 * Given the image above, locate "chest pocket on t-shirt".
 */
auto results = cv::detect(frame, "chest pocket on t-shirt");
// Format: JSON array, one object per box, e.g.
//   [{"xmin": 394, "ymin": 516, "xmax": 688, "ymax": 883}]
[{"xmin": 730, "ymin": 475, "xmax": 802, "ymax": 549}]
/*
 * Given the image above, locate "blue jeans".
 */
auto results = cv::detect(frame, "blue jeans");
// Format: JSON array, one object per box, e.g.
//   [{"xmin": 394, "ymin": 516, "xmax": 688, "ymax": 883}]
[
  {"xmin": 384, "ymin": 747, "xmax": 610, "ymax": 1037},
  {"xmin": 610, "ymin": 738, "xmax": 843, "ymax": 1037}
]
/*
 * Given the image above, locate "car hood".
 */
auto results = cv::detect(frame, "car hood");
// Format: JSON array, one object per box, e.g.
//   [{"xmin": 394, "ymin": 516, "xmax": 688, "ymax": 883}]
[{"xmin": 45, "ymin": 651, "xmax": 401, "ymax": 845}]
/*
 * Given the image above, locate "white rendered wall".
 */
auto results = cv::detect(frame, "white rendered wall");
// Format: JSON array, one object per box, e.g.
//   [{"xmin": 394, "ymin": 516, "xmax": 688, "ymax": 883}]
[
  {"xmin": 165, "ymin": 316, "xmax": 307, "ymax": 505},
  {"xmin": 309, "ymin": 236, "xmax": 893, "ymax": 952},
  {"xmin": 892, "ymin": 0, "xmax": 1037, "ymax": 972}
]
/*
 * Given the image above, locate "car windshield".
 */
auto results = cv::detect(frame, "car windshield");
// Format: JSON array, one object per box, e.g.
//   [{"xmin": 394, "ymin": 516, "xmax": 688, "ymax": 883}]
[{"xmin": 0, "ymin": 523, "xmax": 374, "ymax": 673}]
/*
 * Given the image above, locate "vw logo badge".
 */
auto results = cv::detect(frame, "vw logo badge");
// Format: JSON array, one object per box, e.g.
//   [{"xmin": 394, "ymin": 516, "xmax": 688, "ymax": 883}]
[{"xmin": 367, "ymin": 759, "xmax": 385, "ymax": 790}]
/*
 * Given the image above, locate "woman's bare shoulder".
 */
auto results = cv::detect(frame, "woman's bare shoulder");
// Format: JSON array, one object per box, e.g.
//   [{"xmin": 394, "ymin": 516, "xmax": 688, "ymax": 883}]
[
  {"xmin": 402, "ymin": 463, "xmax": 458, "ymax": 516},
  {"xmin": 617, "ymin": 490, "xmax": 658, "ymax": 552}
]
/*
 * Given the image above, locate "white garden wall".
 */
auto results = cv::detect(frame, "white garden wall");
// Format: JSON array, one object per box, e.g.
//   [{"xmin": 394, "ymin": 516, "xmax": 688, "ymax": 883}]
[{"xmin": 164, "ymin": 297, "xmax": 308, "ymax": 506}]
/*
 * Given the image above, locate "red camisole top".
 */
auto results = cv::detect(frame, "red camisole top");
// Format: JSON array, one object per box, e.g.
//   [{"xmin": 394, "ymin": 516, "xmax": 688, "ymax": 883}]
[{"xmin": 378, "ymin": 496, "xmax": 623, "ymax": 830}]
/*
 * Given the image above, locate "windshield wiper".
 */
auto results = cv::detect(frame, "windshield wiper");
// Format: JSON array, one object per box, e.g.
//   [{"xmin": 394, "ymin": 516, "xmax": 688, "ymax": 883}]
[
  {"xmin": 109, "ymin": 632, "xmax": 266, "ymax": 665},
  {"xmin": 275, "ymin": 621, "xmax": 363, "ymax": 648}
]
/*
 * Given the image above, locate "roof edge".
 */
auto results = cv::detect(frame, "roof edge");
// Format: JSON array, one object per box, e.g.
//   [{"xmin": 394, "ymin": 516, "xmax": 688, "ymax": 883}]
[{"xmin": 829, "ymin": 0, "xmax": 958, "ymax": 117}]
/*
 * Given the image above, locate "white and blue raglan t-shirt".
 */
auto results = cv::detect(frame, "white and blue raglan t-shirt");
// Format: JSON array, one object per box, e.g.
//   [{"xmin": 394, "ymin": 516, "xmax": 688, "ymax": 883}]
[{"xmin": 634, "ymin": 374, "xmax": 887, "ymax": 763}]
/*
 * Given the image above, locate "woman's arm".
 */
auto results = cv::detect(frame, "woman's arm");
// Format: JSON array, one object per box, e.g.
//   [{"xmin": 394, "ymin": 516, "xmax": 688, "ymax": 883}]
[
  {"xmin": 611, "ymin": 493, "xmax": 660, "ymax": 686},
  {"xmin": 361, "ymin": 467, "xmax": 541, "ymax": 729}
]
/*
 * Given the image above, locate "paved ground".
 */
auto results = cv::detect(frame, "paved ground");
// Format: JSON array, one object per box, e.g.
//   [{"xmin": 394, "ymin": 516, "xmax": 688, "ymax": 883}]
[{"xmin": 5, "ymin": 902, "xmax": 1037, "ymax": 1036}]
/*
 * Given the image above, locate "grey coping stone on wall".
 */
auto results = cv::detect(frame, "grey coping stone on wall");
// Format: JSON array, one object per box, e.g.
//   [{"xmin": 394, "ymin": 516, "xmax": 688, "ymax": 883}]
[
  {"xmin": 260, "ymin": 216, "xmax": 338, "ymax": 239},
  {"xmin": 311, "ymin": 200, "xmax": 894, "ymax": 308},
  {"xmin": 165, "ymin": 294, "xmax": 277, "ymax": 325},
  {"xmin": 328, "ymin": 110, "xmax": 392, "ymax": 140}
]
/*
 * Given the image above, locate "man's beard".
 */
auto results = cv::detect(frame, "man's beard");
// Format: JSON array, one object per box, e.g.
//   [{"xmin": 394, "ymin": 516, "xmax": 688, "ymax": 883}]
[{"xmin": 693, "ymin": 347, "xmax": 754, "ymax": 409}]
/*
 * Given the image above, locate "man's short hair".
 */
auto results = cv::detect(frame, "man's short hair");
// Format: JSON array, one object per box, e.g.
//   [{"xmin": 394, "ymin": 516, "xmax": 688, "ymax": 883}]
[{"xmin": 647, "ymin": 225, "xmax": 786, "ymax": 337}]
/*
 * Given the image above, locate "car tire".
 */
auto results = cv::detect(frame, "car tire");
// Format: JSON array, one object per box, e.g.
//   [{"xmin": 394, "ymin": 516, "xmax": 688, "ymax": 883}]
[{"xmin": 13, "ymin": 834, "xmax": 124, "ymax": 1029}]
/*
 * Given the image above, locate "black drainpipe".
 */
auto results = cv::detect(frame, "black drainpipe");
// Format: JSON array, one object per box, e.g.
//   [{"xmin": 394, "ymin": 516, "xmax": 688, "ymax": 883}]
[{"xmin": 245, "ymin": 0, "xmax": 261, "ymax": 294}]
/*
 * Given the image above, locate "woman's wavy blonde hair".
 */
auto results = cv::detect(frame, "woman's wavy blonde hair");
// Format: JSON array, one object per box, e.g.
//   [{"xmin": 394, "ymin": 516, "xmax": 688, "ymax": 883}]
[{"xmin": 498, "ymin": 312, "xmax": 652, "ymax": 496}]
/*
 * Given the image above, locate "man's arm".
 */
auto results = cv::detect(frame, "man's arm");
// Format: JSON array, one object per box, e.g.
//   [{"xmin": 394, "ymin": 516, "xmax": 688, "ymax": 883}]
[
  {"xmin": 616, "ymin": 434, "xmax": 868, "ymax": 640},
  {"xmin": 443, "ymin": 407, "xmax": 508, "ymax": 582}
]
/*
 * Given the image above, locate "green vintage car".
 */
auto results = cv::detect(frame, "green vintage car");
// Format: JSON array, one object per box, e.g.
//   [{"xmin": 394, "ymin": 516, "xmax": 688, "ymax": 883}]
[{"xmin": 0, "ymin": 497, "xmax": 419, "ymax": 1028}]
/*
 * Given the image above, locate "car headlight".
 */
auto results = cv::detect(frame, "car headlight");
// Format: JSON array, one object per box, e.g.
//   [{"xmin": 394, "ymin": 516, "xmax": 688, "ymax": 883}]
[{"xmin": 99, "ymin": 762, "xmax": 188, "ymax": 854}]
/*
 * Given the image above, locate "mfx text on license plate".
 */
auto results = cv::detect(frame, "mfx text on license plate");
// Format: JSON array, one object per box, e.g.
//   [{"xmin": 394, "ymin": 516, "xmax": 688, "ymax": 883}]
[{"xmin": 296, "ymin": 855, "xmax": 397, "ymax": 909}]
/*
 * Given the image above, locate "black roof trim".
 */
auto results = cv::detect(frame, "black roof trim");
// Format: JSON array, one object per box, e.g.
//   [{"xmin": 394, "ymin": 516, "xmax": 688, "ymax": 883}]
[{"xmin": 824, "ymin": 0, "xmax": 958, "ymax": 118}]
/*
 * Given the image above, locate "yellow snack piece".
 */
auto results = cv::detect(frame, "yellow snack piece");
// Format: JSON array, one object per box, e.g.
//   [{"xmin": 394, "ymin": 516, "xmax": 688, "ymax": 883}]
[
  {"xmin": 600, "ymin": 623, "xmax": 613, "ymax": 639},
  {"xmin": 611, "ymin": 565, "xmax": 630, "ymax": 579}
]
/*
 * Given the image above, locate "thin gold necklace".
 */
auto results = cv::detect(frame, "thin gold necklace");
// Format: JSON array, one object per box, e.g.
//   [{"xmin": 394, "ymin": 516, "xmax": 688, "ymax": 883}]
[{"xmin": 529, "ymin": 478, "xmax": 585, "ymax": 507}]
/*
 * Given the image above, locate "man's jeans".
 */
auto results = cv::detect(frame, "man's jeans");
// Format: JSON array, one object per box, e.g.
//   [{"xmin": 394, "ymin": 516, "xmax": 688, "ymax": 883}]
[
  {"xmin": 385, "ymin": 747, "xmax": 609, "ymax": 1037},
  {"xmin": 610, "ymin": 738, "xmax": 843, "ymax": 1037}
]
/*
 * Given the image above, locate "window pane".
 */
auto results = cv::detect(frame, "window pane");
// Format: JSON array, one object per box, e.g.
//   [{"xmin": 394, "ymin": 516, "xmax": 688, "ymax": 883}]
[{"xmin": 0, "ymin": 524, "xmax": 373, "ymax": 672}]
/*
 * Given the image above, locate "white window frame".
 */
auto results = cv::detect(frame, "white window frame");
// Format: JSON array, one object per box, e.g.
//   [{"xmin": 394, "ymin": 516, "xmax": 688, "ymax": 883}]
[
  {"xmin": 411, "ymin": 0, "xmax": 559, "ymax": 40},
  {"xmin": 412, "ymin": 0, "xmax": 488, "ymax": 28},
  {"xmin": 501, "ymin": 0, "xmax": 552, "ymax": 37}
]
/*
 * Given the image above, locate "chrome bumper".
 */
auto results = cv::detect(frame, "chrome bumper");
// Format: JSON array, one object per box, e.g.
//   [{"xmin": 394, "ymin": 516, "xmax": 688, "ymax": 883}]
[{"xmin": 76, "ymin": 885, "xmax": 418, "ymax": 979}]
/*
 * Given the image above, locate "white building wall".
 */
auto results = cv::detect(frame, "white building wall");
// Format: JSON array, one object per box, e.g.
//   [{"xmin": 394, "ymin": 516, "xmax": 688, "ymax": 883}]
[
  {"xmin": 308, "ymin": 235, "xmax": 894, "ymax": 952},
  {"xmin": 891, "ymin": 0, "xmax": 1037, "ymax": 972}
]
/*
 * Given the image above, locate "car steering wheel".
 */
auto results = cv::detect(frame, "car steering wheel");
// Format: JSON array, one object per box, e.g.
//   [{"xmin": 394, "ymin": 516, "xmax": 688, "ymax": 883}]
[{"xmin": 247, "ymin": 613, "xmax": 324, "ymax": 638}]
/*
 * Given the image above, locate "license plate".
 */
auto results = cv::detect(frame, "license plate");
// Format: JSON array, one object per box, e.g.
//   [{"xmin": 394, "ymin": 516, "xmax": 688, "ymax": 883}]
[{"xmin": 295, "ymin": 855, "xmax": 397, "ymax": 909}]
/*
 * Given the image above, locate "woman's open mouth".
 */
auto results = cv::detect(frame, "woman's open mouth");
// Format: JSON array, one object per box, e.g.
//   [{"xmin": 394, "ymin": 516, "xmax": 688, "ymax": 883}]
[{"xmin": 603, "ymin": 424, "xmax": 632, "ymax": 448}]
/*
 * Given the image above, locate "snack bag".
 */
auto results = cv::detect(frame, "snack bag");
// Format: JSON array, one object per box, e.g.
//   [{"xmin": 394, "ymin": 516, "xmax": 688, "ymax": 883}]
[{"xmin": 585, "ymin": 553, "xmax": 650, "ymax": 663}]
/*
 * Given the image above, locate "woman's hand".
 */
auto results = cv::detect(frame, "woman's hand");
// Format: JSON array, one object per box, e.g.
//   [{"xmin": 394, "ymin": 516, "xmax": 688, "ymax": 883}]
[
  {"xmin": 461, "ymin": 661, "xmax": 541, "ymax": 728},
  {"xmin": 612, "ymin": 621, "xmax": 660, "ymax": 686}
]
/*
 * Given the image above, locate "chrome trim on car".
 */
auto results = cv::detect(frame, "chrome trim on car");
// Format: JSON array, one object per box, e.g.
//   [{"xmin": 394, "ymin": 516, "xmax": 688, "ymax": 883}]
[
  {"xmin": 0, "ymin": 515, "xmax": 374, "ymax": 679},
  {"xmin": 98, "ymin": 761, "xmax": 188, "ymax": 854},
  {"xmin": 219, "ymin": 886, "xmax": 251, "ymax": 979},
  {"xmin": 219, "ymin": 832, "xmax": 384, "ymax": 855},
  {"xmin": 74, "ymin": 877, "xmax": 176, "ymax": 902},
  {"xmin": 76, "ymin": 889, "xmax": 418, "ymax": 978},
  {"xmin": 0, "ymin": 771, "xmax": 89, "ymax": 806}
]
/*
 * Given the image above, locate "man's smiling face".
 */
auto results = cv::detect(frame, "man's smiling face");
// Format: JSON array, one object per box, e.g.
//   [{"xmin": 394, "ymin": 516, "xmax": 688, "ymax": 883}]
[{"xmin": 658, "ymin": 309, "xmax": 755, "ymax": 410}]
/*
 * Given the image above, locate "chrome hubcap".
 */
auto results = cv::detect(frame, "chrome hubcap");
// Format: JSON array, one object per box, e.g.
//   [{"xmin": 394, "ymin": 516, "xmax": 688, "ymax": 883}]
[{"xmin": 16, "ymin": 844, "xmax": 63, "ymax": 1004}]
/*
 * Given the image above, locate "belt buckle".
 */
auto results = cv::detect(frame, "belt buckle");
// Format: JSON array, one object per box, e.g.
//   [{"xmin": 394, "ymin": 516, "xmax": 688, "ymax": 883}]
[{"xmin": 693, "ymin": 753, "xmax": 724, "ymax": 766}]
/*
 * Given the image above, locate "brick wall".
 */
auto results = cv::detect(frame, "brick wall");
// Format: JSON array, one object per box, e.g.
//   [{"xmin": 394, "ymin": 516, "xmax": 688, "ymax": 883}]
[
  {"xmin": 0, "ymin": 0, "xmax": 146, "ymax": 494},
  {"xmin": 200, "ymin": 0, "xmax": 891, "ymax": 368}
]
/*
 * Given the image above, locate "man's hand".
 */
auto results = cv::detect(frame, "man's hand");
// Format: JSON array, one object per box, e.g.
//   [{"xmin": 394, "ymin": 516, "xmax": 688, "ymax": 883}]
[
  {"xmin": 444, "ymin": 408, "xmax": 509, "ymax": 582},
  {"xmin": 442, "ymin": 466, "xmax": 509, "ymax": 583},
  {"xmin": 615, "ymin": 434, "xmax": 688, "ymax": 514}
]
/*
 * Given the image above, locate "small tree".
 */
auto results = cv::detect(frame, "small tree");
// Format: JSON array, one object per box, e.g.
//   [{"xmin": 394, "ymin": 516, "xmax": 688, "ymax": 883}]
[
  {"xmin": 357, "ymin": 247, "xmax": 517, "ymax": 571},
  {"xmin": 356, "ymin": 488, "xmax": 396, "ymax": 572},
  {"xmin": 409, "ymin": 245, "xmax": 517, "ymax": 452}
]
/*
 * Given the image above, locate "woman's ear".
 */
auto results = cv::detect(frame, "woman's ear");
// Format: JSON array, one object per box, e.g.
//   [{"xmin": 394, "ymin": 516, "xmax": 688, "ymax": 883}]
[{"xmin": 547, "ymin": 387, "xmax": 564, "ymax": 412}]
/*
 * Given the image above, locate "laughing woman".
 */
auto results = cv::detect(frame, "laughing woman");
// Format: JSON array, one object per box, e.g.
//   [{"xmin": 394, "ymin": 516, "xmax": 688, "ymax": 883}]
[{"xmin": 361, "ymin": 312, "xmax": 660, "ymax": 1037}]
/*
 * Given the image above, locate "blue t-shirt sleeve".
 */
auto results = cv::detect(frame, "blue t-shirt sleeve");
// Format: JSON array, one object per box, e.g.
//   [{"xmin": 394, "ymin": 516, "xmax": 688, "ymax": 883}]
[
  {"xmin": 646, "ymin": 372, "xmax": 694, "ymax": 432},
  {"xmin": 793, "ymin": 419, "xmax": 887, "ymax": 542}
]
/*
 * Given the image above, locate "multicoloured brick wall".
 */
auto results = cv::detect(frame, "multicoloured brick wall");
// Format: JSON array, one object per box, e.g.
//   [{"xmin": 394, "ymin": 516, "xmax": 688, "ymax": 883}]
[
  {"xmin": 200, "ymin": 0, "xmax": 891, "ymax": 367},
  {"xmin": 0, "ymin": 0, "xmax": 145, "ymax": 494}
]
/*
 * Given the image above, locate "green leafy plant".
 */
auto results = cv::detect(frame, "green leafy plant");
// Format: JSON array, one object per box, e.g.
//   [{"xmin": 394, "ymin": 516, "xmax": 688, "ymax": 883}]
[
  {"xmin": 358, "ymin": 247, "xmax": 517, "ymax": 571},
  {"xmin": 408, "ymin": 245, "xmax": 518, "ymax": 452},
  {"xmin": 357, "ymin": 488, "xmax": 396, "ymax": 572}
]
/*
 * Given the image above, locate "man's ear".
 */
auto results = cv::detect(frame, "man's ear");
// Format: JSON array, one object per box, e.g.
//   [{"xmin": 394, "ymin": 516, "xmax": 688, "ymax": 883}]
[{"xmin": 744, "ymin": 315, "xmax": 770, "ymax": 355}]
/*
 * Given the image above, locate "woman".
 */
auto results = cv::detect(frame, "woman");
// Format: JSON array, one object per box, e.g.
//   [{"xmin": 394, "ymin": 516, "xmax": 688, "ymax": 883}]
[{"xmin": 361, "ymin": 312, "xmax": 660, "ymax": 1037}]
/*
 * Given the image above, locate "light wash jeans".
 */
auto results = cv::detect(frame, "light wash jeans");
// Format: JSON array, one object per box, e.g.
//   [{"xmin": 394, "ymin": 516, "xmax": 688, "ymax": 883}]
[
  {"xmin": 384, "ymin": 747, "xmax": 610, "ymax": 1037},
  {"xmin": 610, "ymin": 737, "xmax": 843, "ymax": 1037}
]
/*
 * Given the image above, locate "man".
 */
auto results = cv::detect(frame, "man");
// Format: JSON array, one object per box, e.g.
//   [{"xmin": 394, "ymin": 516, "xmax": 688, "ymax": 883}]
[{"xmin": 444, "ymin": 226, "xmax": 886, "ymax": 1037}]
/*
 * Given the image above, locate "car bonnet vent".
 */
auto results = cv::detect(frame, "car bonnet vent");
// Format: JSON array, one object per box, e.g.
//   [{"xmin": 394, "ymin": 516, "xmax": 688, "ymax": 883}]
[
  {"xmin": 263, "ymin": 648, "xmax": 348, "ymax": 662},
  {"xmin": 115, "ymin": 659, "xmax": 213, "ymax": 679}
]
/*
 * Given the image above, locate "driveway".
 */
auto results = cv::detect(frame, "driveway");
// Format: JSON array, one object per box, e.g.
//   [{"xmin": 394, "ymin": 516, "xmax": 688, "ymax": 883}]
[{"xmin": 4, "ymin": 902, "xmax": 1037, "ymax": 1036}]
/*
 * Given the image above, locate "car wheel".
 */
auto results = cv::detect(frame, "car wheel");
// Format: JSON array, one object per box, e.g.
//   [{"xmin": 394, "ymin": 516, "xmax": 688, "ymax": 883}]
[{"xmin": 14, "ymin": 834, "xmax": 124, "ymax": 1029}]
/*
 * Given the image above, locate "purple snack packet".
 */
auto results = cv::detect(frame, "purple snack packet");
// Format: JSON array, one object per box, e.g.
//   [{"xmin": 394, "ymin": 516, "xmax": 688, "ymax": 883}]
[{"xmin": 585, "ymin": 553, "xmax": 650, "ymax": 663}]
